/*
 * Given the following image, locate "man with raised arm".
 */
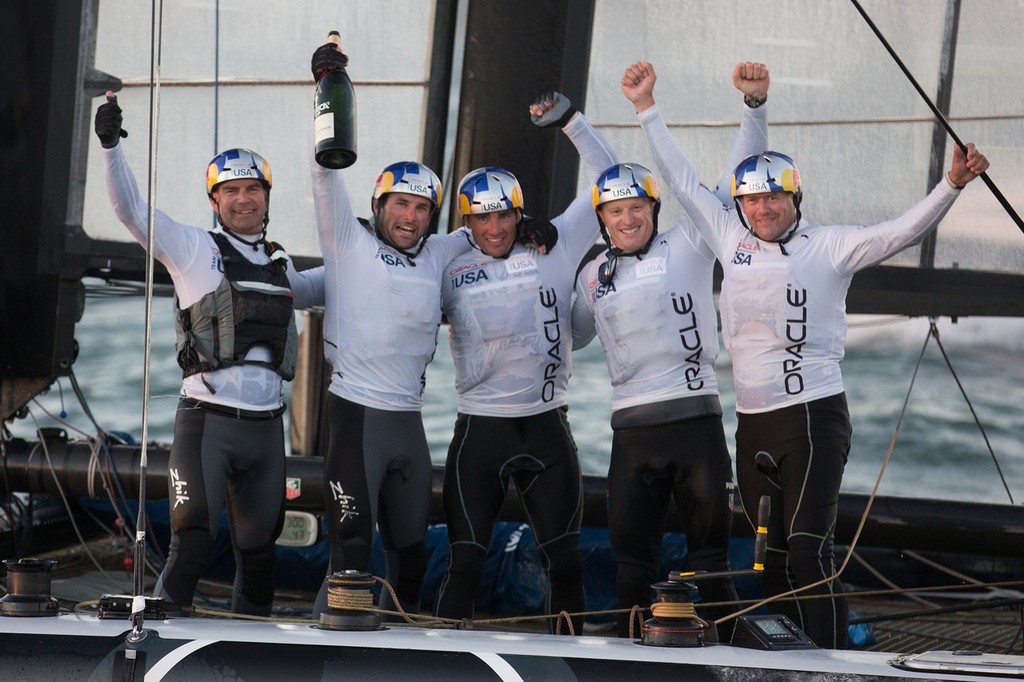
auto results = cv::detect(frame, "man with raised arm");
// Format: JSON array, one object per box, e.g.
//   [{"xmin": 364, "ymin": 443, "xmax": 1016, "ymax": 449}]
[
  {"xmin": 308, "ymin": 41, "xmax": 556, "ymax": 618},
  {"xmin": 435, "ymin": 93, "xmax": 615, "ymax": 633},
  {"xmin": 572, "ymin": 63, "xmax": 770, "ymax": 641},
  {"xmin": 94, "ymin": 95, "xmax": 321, "ymax": 616},
  {"xmin": 621, "ymin": 59, "xmax": 988, "ymax": 648}
]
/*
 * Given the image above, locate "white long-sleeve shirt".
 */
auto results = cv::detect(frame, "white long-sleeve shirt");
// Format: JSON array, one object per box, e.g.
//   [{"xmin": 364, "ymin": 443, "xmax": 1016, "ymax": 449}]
[
  {"xmin": 637, "ymin": 104, "xmax": 962, "ymax": 413},
  {"xmin": 103, "ymin": 145, "xmax": 320, "ymax": 410},
  {"xmin": 311, "ymin": 158, "xmax": 472, "ymax": 411},
  {"xmin": 572, "ymin": 102, "xmax": 767, "ymax": 414},
  {"xmin": 441, "ymin": 112, "xmax": 616, "ymax": 416}
]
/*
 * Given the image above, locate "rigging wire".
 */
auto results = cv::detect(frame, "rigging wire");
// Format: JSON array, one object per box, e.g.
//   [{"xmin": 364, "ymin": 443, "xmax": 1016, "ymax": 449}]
[
  {"xmin": 66, "ymin": 368, "xmax": 168, "ymax": 566},
  {"xmin": 848, "ymin": 0, "xmax": 1024, "ymax": 233},
  {"xmin": 23, "ymin": 399, "xmax": 166, "ymax": 585},
  {"xmin": 212, "ymin": 0, "xmax": 220, "ymax": 229},
  {"xmin": 17, "ymin": 395, "xmax": 170, "ymax": 596},
  {"xmin": 67, "ymin": 369, "xmax": 134, "ymax": 531},
  {"xmin": 23, "ymin": 410, "xmax": 124, "ymax": 592},
  {"xmin": 848, "ymin": 550, "xmax": 938, "ymax": 608},
  {"xmin": 128, "ymin": 0, "xmax": 165, "ymax": 642},
  {"xmin": 925, "ymin": 320, "xmax": 1014, "ymax": 503}
]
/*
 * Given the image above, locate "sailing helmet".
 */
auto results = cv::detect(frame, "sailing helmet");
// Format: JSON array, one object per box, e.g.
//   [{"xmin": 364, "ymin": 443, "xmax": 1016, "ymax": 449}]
[
  {"xmin": 206, "ymin": 148, "xmax": 272, "ymax": 196},
  {"xmin": 457, "ymin": 167, "xmax": 525, "ymax": 217},
  {"xmin": 592, "ymin": 163, "xmax": 661, "ymax": 209},
  {"xmin": 731, "ymin": 151, "xmax": 802, "ymax": 200},
  {"xmin": 372, "ymin": 161, "xmax": 442, "ymax": 211},
  {"xmin": 592, "ymin": 163, "xmax": 662, "ymax": 247}
]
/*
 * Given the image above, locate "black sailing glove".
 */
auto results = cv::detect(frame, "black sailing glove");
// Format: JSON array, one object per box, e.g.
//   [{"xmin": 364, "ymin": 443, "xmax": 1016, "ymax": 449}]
[
  {"xmin": 529, "ymin": 91, "xmax": 577, "ymax": 128},
  {"xmin": 519, "ymin": 215, "xmax": 559, "ymax": 254},
  {"xmin": 95, "ymin": 92, "xmax": 128, "ymax": 149},
  {"xmin": 311, "ymin": 42, "xmax": 349, "ymax": 81}
]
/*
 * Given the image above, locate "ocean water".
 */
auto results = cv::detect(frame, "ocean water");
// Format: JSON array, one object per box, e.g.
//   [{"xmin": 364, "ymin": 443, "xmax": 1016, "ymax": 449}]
[{"xmin": 12, "ymin": 290, "xmax": 1024, "ymax": 506}]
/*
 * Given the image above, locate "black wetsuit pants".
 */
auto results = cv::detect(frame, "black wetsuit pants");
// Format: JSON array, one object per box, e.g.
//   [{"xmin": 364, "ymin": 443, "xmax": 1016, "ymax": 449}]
[
  {"xmin": 735, "ymin": 392, "xmax": 852, "ymax": 649},
  {"xmin": 314, "ymin": 394, "xmax": 432, "ymax": 618},
  {"xmin": 435, "ymin": 408, "xmax": 585, "ymax": 633},
  {"xmin": 156, "ymin": 399, "xmax": 286, "ymax": 616},
  {"xmin": 608, "ymin": 414, "xmax": 737, "ymax": 639}
]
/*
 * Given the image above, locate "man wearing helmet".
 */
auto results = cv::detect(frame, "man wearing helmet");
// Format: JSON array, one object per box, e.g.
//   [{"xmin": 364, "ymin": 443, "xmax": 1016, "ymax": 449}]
[
  {"xmin": 572, "ymin": 64, "xmax": 770, "ymax": 642},
  {"xmin": 93, "ymin": 95, "xmax": 322, "ymax": 616},
  {"xmin": 308, "ymin": 40, "xmax": 554, "ymax": 619},
  {"xmin": 731, "ymin": 151, "xmax": 804, "ymax": 246},
  {"xmin": 434, "ymin": 93, "xmax": 615, "ymax": 633},
  {"xmin": 310, "ymin": 155, "xmax": 456, "ymax": 619},
  {"xmin": 622, "ymin": 59, "xmax": 989, "ymax": 648}
]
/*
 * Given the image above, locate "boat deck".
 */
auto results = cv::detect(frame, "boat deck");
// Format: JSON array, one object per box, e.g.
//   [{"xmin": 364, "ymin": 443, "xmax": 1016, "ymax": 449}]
[
  {"xmin": 851, "ymin": 596, "xmax": 1023, "ymax": 655},
  {"xmin": 31, "ymin": 535, "xmax": 1024, "ymax": 658}
]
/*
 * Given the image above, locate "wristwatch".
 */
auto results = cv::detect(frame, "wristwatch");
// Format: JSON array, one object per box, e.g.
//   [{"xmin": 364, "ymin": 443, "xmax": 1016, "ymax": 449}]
[{"xmin": 744, "ymin": 94, "xmax": 767, "ymax": 109}]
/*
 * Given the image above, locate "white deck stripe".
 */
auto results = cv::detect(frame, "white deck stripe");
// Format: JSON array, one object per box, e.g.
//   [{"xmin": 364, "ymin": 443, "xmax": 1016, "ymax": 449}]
[
  {"xmin": 145, "ymin": 638, "xmax": 216, "ymax": 681},
  {"xmin": 473, "ymin": 652, "xmax": 526, "ymax": 681}
]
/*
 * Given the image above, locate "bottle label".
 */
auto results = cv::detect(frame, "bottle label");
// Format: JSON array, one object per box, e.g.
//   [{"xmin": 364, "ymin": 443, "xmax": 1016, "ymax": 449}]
[{"xmin": 314, "ymin": 113, "xmax": 335, "ymax": 144}]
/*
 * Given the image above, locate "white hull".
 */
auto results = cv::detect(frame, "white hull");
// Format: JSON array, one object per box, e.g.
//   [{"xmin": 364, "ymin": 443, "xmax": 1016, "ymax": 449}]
[{"xmin": 0, "ymin": 612, "xmax": 1021, "ymax": 680}]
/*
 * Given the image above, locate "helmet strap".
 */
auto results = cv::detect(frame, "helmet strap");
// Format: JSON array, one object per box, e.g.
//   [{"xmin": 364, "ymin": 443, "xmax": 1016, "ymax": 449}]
[
  {"xmin": 734, "ymin": 198, "xmax": 801, "ymax": 255},
  {"xmin": 221, "ymin": 224, "xmax": 266, "ymax": 252},
  {"xmin": 482, "ymin": 210, "xmax": 525, "ymax": 260},
  {"xmin": 595, "ymin": 199, "xmax": 660, "ymax": 261},
  {"xmin": 372, "ymin": 217, "xmax": 427, "ymax": 267},
  {"xmin": 210, "ymin": 187, "xmax": 270, "ymax": 250}
]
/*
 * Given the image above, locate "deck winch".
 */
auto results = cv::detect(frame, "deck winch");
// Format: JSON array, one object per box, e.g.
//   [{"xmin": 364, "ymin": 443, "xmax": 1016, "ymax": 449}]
[
  {"xmin": 642, "ymin": 495, "xmax": 776, "ymax": 647},
  {"xmin": 640, "ymin": 578, "xmax": 707, "ymax": 646},
  {"xmin": 0, "ymin": 558, "xmax": 59, "ymax": 617},
  {"xmin": 318, "ymin": 569, "xmax": 382, "ymax": 631}
]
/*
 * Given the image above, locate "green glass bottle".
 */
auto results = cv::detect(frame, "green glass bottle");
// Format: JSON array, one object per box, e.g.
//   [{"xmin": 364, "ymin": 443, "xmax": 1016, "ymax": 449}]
[{"xmin": 313, "ymin": 31, "xmax": 357, "ymax": 169}]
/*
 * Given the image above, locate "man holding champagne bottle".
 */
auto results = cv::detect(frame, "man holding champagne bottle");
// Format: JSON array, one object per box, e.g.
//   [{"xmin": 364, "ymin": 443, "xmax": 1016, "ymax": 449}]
[{"xmin": 306, "ymin": 35, "xmax": 558, "ymax": 619}]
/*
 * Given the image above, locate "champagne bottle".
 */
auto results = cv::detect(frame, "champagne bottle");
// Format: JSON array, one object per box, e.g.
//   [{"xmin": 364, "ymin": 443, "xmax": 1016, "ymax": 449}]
[{"xmin": 313, "ymin": 31, "xmax": 357, "ymax": 169}]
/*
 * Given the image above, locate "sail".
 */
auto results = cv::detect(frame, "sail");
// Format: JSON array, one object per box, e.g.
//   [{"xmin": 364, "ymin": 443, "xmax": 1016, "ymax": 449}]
[{"xmin": 72, "ymin": 1, "xmax": 1022, "ymax": 274}]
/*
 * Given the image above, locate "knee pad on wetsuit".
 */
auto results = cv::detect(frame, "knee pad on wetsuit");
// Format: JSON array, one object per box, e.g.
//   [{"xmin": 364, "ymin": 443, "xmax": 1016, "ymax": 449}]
[
  {"xmin": 393, "ymin": 541, "xmax": 427, "ymax": 581},
  {"xmin": 539, "ymin": 536, "xmax": 585, "ymax": 635},
  {"xmin": 539, "ymin": 535, "xmax": 582, "ymax": 583},
  {"xmin": 786, "ymin": 533, "xmax": 838, "ymax": 584},
  {"xmin": 381, "ymin": 541, "xmax": 427, "ymax": 615},
  {"xmin": 158, "ymin": 528, "xmax": 214, "ymax": 606},
  {"xmin": 434, "ymin": 544, "xmax": 485, "ymax": 620},
  {"xmin": 616, "ymin": 559, "xmax": 657, "ymax": 592},
  {"xmin": 234, "ymin": 542, "xmax": 276, "ymax": 615},
  {"xmin": 445, "ymin": 543, "xmax": 487, "ymax": 583}
]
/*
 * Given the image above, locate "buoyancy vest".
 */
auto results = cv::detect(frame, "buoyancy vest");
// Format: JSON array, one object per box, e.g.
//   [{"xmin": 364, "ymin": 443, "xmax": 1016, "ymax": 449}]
[{"xmin": 175, "ymin": 232, "xmax": 298, "ymax": 380}]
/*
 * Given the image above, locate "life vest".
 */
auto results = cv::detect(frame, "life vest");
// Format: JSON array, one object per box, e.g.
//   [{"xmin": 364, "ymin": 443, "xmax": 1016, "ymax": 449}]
[{"xmin": 175, "ymin": 232, "xmax": 297, "ymax": 380}]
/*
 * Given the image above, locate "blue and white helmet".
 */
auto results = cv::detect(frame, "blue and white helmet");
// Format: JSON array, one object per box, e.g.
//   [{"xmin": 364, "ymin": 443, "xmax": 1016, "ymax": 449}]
[
  {"xmin": 731, "ymin": 151, "xmax": 802, "ymax": 200},
  {"xmin": 591, "ymin": 163, "xmax": 662, "ymax": 251},
  {"xmin": 592, "ymin": 163, "xmax": 661, "ymax": 209},
  {"xmin": 457, "ymin": 167, "xmax": 524, "ymax": 217},
  {"xmin": 372, "ymin": 161, "xmax": 442, "ymax": 210},
  {"xmin": 206, "ymin": 148, "xmax": 272, "ymax": 196}
]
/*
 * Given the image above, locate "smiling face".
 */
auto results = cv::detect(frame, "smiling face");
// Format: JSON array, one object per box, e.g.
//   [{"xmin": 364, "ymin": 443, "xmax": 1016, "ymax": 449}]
[
  {"xmin": 465, "ymin": 208, "xmax": 520, "ymax": 257},
  {"xmin": 737, "ymin": 191, "xmax": 798, "ymax": 241},
  {"xmin": 209, "ymin": 179, "xmax": 268, "ymax": 235},
  {"xmin": 375, "ymin": 192, "xmax": 435, "ymax": 251},
  {"xmin": 597, "ymin": 196, "xmax": 654, "ymax": 252}
]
